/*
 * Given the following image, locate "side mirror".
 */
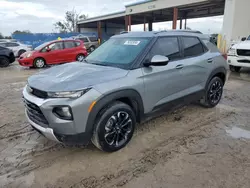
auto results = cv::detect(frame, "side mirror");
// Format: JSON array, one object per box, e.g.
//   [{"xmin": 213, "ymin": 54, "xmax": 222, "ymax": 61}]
[
  {"xmin": 241, "ymin": 37, "xmax": 246, "ymax": 41},
  {"xmin": 46, "ymin": 47, "xmax": 51, "ymax": 52},
  {"xmin": 144, "ymin": 55, "xmax": 169, "ymax": 67}
]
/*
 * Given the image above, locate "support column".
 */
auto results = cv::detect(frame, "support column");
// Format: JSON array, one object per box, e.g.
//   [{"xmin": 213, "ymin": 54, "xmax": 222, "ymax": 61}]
[
  {"xmin": 128, "ymin": 15, "xmax": 132, "ymax": 31},
  {"xmin": 180, "ymin": 19, "xmax": 182, "ymax": 29},
  {"xmin": 125, "ymin": 16, "xmax": 128, "ymax": 31},
  {"xmin": 144, "ymin": 16, "xmax": 146, "ymax": 31},
  {"xmin": 148, "ymin": 21, "xmax": 153, "ymax": 31},
  {"xmin": 184, "ymin": 18, "xmax": 187, "ymax": 29},
  {"xmin": 97, "ymin": 21, "xmax": 102, "ymax": 45},
  {"xmin": 221, "ymin": 0, "xmax": 250, "ymax": 51},
  {"xmin": 172, "ymin": 7, "xmax": 178, "ymax": 30}
]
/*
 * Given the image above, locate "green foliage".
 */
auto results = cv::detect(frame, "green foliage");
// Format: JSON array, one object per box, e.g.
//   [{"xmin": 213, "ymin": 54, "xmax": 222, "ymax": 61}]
[{"xmin": 54, "ymin": 9, "xmax": 88, "ymax": 33}]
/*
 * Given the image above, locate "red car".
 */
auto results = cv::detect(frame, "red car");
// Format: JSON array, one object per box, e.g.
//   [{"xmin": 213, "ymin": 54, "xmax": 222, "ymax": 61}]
[{"xmin": 18, "ymin": 39, "xmax": 88, "ymax": 68}]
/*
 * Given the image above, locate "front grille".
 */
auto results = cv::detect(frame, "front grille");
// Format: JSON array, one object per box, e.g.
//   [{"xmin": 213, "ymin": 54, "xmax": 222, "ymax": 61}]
[
  {"xmin": 23, "ymin": 98, "xmax": 48, "ymax": 126},
  {"xmin": 31, "ymin": 88, "xmax": 48, "ymax": 99},
  {"xmin": 237, "ymin": 49, "xmax": 250, "ymax": 56}
]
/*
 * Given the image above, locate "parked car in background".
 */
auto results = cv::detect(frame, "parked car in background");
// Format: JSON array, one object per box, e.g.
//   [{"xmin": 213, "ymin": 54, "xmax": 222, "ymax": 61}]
[
  {"xmin": 0, "ymin": 42, "xmax": 33, "ymax": 57},
  {"xmin": 18, "ymin": 39, "xmax": 88, "ymax": 68},
  {"xmin": 0, "ymin": 46, "xmax": 15, "ymax": 67},
  {"xmin": 23, "ymin": 31, "xmax": 227, "ymax": 152},
  {"xmin": 74, "ymin": 35, "xmax": 99, "ymax": 52},
  {"xmin": 227, "ymin": 35, "xmax": 250, "ymax": 72}
]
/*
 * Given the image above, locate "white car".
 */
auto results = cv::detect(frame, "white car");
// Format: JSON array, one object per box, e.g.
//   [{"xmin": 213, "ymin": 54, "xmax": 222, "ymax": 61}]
[
  {"xmin": 0, "ymin": 42, "xmax": 33, "ymax": 57},
  {"xmin": 227, "ymin": 35, "xmax": 250, "ymax": 72}
]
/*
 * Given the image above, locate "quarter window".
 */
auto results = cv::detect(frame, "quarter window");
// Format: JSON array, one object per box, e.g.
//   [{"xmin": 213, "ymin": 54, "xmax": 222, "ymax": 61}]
[
  {"xmin": 149, "ymin": 37, "xmax": 181, "ymax": 61},
  {"xmin": 182, "ymin": 37, "xmax": 204, "ymax": 57},
  {"xmin": 79, "ymin": 38, "xmax": 89, "ymax": 43}
]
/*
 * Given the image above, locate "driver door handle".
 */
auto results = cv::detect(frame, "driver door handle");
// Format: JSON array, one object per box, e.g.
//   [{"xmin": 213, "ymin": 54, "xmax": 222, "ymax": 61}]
[
  {"xmin": 207, "ymin": 58, "xmax": 214, "ymax": 63},
  {"xmin": 176, "ymin": 64, "xmax": 184, "ymax": 69}
]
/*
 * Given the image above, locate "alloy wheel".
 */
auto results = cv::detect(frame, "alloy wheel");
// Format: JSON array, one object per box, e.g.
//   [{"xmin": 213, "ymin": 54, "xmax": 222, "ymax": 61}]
[
  {"xmin": 104, "ymin": 111, "xmax": 132, "ymax": 147},
  {"xmin": 77, "ymin": 55, "xmax": 84, "ymax": 62},
  {"xmin": 208, "ymin": 80, "xmax": 222, "ymax": 104},
  {"xmin": 36, "ymin": 59, "xmax": 45, "ymax": 68}
]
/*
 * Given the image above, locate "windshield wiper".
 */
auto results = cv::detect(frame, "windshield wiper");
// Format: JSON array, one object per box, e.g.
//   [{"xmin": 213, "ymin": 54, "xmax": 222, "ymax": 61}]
[{"xmin": 92, "ymin": 63, "xmax": 108, "ymax": 67}]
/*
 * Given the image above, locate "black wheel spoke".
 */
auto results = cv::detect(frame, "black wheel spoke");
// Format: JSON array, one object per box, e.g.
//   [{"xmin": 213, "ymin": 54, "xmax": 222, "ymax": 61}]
[{"xmin": 104, "ymin": 111, "xmax": 132, "ymax": 147}]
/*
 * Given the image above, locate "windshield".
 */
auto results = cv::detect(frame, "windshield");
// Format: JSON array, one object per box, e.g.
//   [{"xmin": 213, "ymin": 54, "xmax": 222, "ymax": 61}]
[
  {"xmin": 35, "ymin": 42, "xmax": 50, "ymax": 51},
  {"xmin": 85, "ymin": 37, "xmax": 150, "ymax": 69},
  {"xmin": 247, "ymin": 35, "xmax": 250, "ymax": 40}
]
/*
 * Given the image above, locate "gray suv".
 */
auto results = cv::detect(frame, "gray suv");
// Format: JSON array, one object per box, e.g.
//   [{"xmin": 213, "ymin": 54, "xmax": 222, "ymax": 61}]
[
  {"xmin": 23, "ymin": 31, "xmax": 227, "ymax": 152},
  {"xmin": 75, "ymin": 36, "xmax": 99, "ymax": 52}
]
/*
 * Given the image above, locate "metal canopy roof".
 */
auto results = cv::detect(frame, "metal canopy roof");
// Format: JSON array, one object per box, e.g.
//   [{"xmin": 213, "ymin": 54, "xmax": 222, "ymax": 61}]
[{"xmin": 78, "ymin": 0, "xmax": 225, "ymax": 28}]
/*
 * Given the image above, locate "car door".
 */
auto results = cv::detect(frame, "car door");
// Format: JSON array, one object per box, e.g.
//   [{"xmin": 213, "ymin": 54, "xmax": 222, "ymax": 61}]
[
  {"xmin": 63, "ymin": 41, "xmax": 77, "ymax": 62},
  {"xmin": 178, "ymin": 36, "xmax": 210, "ymax": 95},
  {"xmin": 41, "ymin": 41, "xmax": 64, "ymax": 64},
  {"xmin": 141, "ymin": 36, "xmax": 186, "ymax": 113}
]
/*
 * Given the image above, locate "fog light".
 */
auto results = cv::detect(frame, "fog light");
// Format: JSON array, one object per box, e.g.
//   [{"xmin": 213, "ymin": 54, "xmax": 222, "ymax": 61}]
[{"xmin": 53, "ymin": 106, "xmax": 73, "ymax": 120}]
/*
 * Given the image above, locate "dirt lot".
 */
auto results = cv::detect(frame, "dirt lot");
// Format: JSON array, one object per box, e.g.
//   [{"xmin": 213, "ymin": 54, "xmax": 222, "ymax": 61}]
[{"xmin": 1, "ymin": 62, "xmax": 250, "ymax": 188}]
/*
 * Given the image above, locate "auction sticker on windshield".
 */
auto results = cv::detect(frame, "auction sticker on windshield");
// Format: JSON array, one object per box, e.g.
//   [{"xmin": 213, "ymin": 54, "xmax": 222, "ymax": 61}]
[{"xmin": 124, "ymin": 41, "xmax": 141, "ymax": 45}]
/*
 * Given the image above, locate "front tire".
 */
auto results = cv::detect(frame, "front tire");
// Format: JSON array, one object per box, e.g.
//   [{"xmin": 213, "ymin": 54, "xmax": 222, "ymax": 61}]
[
  {"xmin": 0, "ymin": 56, "xmax": 10, "ymax": 68},
  {"xmin": 33, "ymin": 58, "xmax": 45, "ymax": 68},
  {"xmin": 92, "ymin": 102, "xmax": 136, "ymax": 152},
  {"xmin": 200, "ymin": 77, "xmax": 223, "ymax": 108}
]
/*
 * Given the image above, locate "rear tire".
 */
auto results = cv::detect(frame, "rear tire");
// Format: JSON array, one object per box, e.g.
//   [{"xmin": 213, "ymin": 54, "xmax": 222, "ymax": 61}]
[
  {"xmin": 33, "ymin": 58, "xmax": 46, "ymax": 68},
  {"xmin": 200, "ymin": 77, "xmax": 223, "ymax": 108},
  {"xmin": 76, "ymin": 54, "xmax": 85, "ymax": 62},
  {"xmin": 18, "ymin": 49, "xmax": 26, "ymax": 57},
  {"xmin": 89, "ymin": 46, "xmax": 95, "ymax": 52},
  {"xmin": 0, "ymin": 56, "xmax": 10, "ymax": 68},
  {"xmin": 230, "ymin": 65, "xmax": 241, "ymax": 72},
  {"xmin": 91, "ymin": 101, "xmax": 136, "ymax": 152}
]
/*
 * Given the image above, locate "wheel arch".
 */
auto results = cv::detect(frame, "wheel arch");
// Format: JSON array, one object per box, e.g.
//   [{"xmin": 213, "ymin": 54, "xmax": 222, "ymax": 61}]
[
  {"xmin": 33, "ymin": 57, "xmax": 46, "ymax": 64},
  {"xmin": 85, "ymin": 89, "xmax": 144, "ymax": 135},
  {"xmin": 206, "ymin": 67, "xmax": 227, "ymax": 87}
]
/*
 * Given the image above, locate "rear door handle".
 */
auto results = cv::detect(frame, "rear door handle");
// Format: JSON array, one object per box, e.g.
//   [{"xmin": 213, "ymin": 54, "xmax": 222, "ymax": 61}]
[
  {"xmin": 207, "ymin": 58, "xmax": 213, "ymax": 63},
  {"xmin": 176, "ymin": 64, "xmax": 184, "ymax": 69}
]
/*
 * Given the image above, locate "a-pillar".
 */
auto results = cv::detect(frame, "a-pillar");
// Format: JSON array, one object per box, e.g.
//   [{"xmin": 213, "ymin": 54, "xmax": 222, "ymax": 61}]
[
  {"xmin": 148, "ymin": 20, "xmax": 153, "ymax": 31},
  {"xmin": 172, "ymin": 7, "xmax": 178, "ymax": 30},
  {"xmin": 97, "ymin": 21, "xmax": 102, "ymax": 45},
  {"xmin": 221, "ymin": 0, "xmax": 250, "ymax": 51}
]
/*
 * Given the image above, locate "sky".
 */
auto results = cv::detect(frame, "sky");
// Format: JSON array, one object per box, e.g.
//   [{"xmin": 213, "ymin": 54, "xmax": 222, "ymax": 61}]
[{"xmin": 0, "ymin": 0, "xmax": 223, "ymax": 36}]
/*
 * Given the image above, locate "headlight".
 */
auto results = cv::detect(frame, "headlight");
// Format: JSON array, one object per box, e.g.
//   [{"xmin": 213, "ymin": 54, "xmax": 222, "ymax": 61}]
[
  {"xmin": 47, "ymin": 88, "xmax": 91, "ymax": 98},
  {"xmin": 228, "ymin": 48, "xmax": 236, "ymax": 56},
  {"xmin": 26, "ymin": 53, "xmax": 32, "ymax": 58}
]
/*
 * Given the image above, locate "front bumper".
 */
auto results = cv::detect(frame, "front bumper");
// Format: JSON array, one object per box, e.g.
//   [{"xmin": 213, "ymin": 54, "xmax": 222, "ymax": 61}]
[
  {"xmin": 227, "ymin": 56, "xmax": 250, "ymax": 68},
  {"xmin": 23, "ymin": 85, "xmax": 102, "ymax": 144},
  {"xmin": 18, "ymin": 57, "xmax": 33, "ymax": 67},
  {"xmin": 25, "ymin": 110, "xmax": 60, "ymax": 142}
]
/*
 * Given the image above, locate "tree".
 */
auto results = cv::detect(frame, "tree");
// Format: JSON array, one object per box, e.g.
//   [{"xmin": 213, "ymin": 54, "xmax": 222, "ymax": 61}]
[
  {"xmin": 12, "ymin": 30, "xmax": 31, "ymax": 35},
  {"xmin": 54, "ymin": 9, "xmax": 88, "ymax": 33},
  {"xmin": 0, "ymin": 33, "xmax": 3, "ymax": 39}
]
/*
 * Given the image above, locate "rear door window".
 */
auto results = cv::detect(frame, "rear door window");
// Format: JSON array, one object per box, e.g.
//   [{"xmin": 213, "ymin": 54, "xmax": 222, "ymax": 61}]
[
  {"xmin": 64, "ymin": 41, "xmax": 76, "ymax": 49},
  {"xmin": 79, "ymin": 38, "xmax": 89, "ymax": 43},
  {"xmin": 182, "ymin": 37, "xmax": 204, "ymax": 57}
]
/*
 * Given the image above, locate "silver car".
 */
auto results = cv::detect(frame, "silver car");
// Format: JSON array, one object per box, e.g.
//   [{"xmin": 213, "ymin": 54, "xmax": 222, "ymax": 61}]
[{"xmin": 23, "ymin": 31, "xmax": 228, "ymax": 152}]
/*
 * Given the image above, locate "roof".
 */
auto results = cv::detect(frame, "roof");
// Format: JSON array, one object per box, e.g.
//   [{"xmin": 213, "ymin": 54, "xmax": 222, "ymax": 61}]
[
  {"xmin": 112, "ymin": 30, "xmax": 206, "ymax": 38},
  {"xmin": 125, "ymin": 0, "xmax": 155, "ymax": 7},
  {"xmin": 78, "ymin": 10, "xmax": 126, "ymax": 24}
]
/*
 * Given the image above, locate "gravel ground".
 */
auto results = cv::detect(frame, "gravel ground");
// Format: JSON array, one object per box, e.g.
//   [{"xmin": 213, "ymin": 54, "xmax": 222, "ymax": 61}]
[{"xmin": 1, "ymin": 62, "xmax": 250, "ymax": 188}]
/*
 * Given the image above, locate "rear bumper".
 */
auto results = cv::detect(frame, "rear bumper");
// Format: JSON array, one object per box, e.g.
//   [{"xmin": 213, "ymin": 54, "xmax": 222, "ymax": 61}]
[
  {"xmin": 18, "ymin": 58, "xmax": 33, "ymax": 67},
  {"xmin": 227, "ymin": 56, "xmax": 250, "ymax": 68}
]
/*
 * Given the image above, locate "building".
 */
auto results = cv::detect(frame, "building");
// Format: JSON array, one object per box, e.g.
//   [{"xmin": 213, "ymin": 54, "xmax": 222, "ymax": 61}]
[{"xmin": 77, "ymin": 0, "xmax": 250, "ymax": 51}]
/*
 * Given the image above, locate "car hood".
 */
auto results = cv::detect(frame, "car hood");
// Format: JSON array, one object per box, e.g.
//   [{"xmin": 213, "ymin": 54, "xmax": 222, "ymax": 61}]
[
  {"xmin": 232, "ymin": 40, "xmax": 250, "ymax": 50},
  {"xmin": 28, "ymin": 62, "xmax": 129, "ymax": 92}
]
